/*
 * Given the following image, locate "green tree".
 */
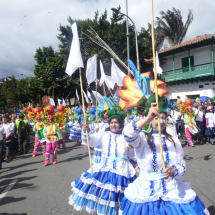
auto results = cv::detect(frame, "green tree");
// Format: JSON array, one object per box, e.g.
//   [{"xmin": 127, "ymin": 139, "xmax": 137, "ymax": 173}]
[{"xmin": 156, "ymin": 8, "xmax": 193, "ymax": 46}]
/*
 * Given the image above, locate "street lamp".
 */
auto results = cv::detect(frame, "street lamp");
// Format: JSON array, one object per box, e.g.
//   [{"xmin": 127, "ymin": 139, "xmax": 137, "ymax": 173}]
[{"xmin": 111, "ymin": 8, "xmax": 140, "ymax": 73}]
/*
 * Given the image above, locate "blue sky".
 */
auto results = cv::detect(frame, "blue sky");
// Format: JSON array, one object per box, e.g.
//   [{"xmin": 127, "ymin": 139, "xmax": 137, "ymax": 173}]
[{"xmin": 0, "ymin": 0, "xmax": 214, "ymax": 79}]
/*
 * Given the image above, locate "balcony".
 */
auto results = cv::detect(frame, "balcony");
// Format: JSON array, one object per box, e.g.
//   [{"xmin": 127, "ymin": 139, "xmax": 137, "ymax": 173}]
[{"xmin": 161, "ymin": 62, "xmax": 214, "ymax": 84}]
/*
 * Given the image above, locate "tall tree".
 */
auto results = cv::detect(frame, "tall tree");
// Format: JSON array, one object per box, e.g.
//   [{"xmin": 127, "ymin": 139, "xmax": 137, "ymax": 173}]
[{"xmin": 156, "ymin": 8, "xmax": 193, "ymax": 46}]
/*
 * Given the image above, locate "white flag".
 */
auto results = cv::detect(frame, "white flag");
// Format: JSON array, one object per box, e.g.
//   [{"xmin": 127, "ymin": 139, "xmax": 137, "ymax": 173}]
[
  {"xmin": 49, "ymin": 98, "xmax": 55, "ymax": 106},
  {"xmin": 58, "ymin": 99, "xmax": 62, "ymax": 106},
  {"xmin": 86, "ymin": 55, "xmax": 97, "ymax": 85},
  {"xmin": 65, "ymin": 23, "xmax": 84, "ymax": 76},
  {"xmin": 83, "ymin": 90, "xmax": 89, "ymax": 104},
  {"xmin": 99, "ymin": 60, "xmax": 114, "ymax": 89},
  {"xmin": 92, "ymin": 91, "xmax": 105, "ymax": 103},
  {"xmin": 99, "ymin": 60, "xmax": 105, "ymax": 86},
  {"xmin": 76, "ymin": 89, "xmax": 80, "ymax": 101},
  {"xmin": 104, "ymin": 75, "xmax": 115, "ymax": 90},
  {"xmin": 62, "ymin": 98, "xmax": 66, "ymax": 107},
  {"xmin": 154, "ymin": 51, "xmax": 163, "ymax": 75},
  {"xmin": 87, "ymin": 90, "xmax": 93, "ymax": 103},
  {"xmin": 111, "ymin": 58, "xmax": 126, "ymax": 87}
]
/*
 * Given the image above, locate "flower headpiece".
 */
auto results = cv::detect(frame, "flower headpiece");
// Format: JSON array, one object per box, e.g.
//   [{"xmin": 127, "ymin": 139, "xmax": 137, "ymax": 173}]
[{"xmin": 107, "ymin": 106, "xmax": 127, "ymax": 123}]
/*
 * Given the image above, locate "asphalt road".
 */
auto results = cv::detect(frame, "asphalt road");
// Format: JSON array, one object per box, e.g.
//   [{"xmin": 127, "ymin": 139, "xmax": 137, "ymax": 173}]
[{"xmin": 0, "ymin": 134, "xmax": 215, "ymax": 215}]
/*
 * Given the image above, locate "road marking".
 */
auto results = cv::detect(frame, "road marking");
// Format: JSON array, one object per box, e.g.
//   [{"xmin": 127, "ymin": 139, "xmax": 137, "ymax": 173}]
[{"xmin": 0, "ymin": 179, "xmax": 18, "ymax": 201}]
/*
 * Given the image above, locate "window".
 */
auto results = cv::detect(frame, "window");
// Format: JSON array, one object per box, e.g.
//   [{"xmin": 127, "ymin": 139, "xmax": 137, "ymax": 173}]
[
  {"xmin": 205, "ymin": 83, "xmax": 209, "ymax": 85},
  {"xmin": 187, "ymin": 94, "xmax": 200, "ymax": 100},
  {"xmin": 199, "ymin": 85, "xmax": 203, "ymax": 88},
  {"xmin": 181, "ymin": 56, "xmax": 194, "ymax": 68}
]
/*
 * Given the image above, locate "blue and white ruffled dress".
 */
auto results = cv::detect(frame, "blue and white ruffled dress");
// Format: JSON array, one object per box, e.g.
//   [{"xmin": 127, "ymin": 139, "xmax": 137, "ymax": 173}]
[
  {"xmin": 119, "ymin": 121, "xmax": 210, "ymax": 215},
  {"xmin": 69, "ymin": 121, "xmax": 82, "ymax": 141},
  {"xmin": 69, "ymin": 129, "xmax": 137, "ymax": 215}
]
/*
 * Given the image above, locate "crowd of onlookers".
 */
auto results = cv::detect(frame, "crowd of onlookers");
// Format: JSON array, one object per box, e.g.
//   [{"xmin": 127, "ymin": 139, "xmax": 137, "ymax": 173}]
[
  {"xmin": 167, "ymin": 98, "xmax": 215, "ymax": 145},
  {"xmin": 0, "ymin": 112, "xmax": 31, "ymax": 172}
]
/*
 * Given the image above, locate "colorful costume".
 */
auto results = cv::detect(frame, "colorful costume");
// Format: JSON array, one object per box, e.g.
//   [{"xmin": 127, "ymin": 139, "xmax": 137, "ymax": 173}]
[
  {"xmin": 32, "ymin": 121, "xmax": 46, "ymax": 156},
  {"xmin": 69, "ymin": 107, "xmax": 82, "ymax": 142},
  {"xmin": 183, "ymin": 99, "xmax": 198, "ymax": 147},
  {"xmin": 69, "ymin": 106, "xmax": 137, "ymax": 214},
  {"xmin": 43, "ymin": 118, "xmax": 60, "ymax": 165},
  {"xmin": 118, "ymin": 91, "xmax": 209, "ymax": 215}
]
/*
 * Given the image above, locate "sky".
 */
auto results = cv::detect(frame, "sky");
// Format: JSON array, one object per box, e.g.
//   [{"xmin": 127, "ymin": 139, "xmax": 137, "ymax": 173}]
[{"xmin": 1, "ymin": 0, "xmax": 215, "ymax": 80}]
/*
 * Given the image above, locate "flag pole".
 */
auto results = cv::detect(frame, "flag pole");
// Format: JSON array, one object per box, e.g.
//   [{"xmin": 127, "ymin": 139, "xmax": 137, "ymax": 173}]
[
  {"xmin": 79, "ymin": 68, "xmax": 93, "ymax": 174},
  {"xmin": 151, "ymin": 0, "xmax": 165, "ymax": 170},
  {"xmin": 96, "ymin": 80, "xmax": 99, "ymax": 128},
  {"xmin": 103, "ymin": 83, "xmax": 106, "ymax": 96}
]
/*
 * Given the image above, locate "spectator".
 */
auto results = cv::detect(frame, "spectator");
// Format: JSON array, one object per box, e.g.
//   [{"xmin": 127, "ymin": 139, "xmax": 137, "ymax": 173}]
[
  {"xmin": 167, "ymin": 110, "xmax": 174, "ymax": 125},
  {"xmin": 195, "ymin": 105, "xmax": 204, "ymax": 144},
  {"xmin": 179, "ymin": 114, "xmax": 185, "ymax": 139},
  {"xmin": 193, "ymin": 102, "xmax": 198, "ymax": 112},
  {"xmin": 0, "ymin": 125, "xmax": 5, "ymax": 171},
  {"xmin": 14, "ymin": 114, "xmax": 30, "ymax": 155},
  {"xmin": 173, "ymin": 108, "xmax": 181, "ymax": 135},
  {"xmin": 11, "ymin": 117, "xmax": 18, "ymax": 154},
  {"xmin": 205, "ymin": 106, "xmax": 215, "ymax": 145},
  {"xmin": 2, "ymin": 116, "xmax": 13, "ymax": 161},
  {"xmin": 24, "ymin": 113, "xmax": 30, "ymax": 146}
]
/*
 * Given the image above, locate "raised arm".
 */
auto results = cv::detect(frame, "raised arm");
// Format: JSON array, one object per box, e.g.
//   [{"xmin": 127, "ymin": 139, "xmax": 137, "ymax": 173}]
[
  {"xmin": 82, "ymin": 122, "xmax": 105, "ymax": 147},
  {"xmin": 123, "ymin": 103, "xmax": 159, "ymax": 148}
]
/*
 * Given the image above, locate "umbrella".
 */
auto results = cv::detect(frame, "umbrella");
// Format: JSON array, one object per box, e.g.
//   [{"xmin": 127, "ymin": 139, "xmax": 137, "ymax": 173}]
[
  {"xmin": 212, "ymin": 96, "xmax": 215, "ymax": 100},
  {"xmin": 198, "ymin": 96, "xmax": 210, "ymax": 103}
]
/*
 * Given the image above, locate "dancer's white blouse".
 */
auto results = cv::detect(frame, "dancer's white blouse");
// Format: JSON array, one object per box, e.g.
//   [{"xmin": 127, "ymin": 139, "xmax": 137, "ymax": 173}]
[
  {"xmin": 122, "ymin": 120, "xmax": 196, "ymax": 204},
  {"xmin": 82, "ymin": 129, "xmax": 136, "ymax": 178}
]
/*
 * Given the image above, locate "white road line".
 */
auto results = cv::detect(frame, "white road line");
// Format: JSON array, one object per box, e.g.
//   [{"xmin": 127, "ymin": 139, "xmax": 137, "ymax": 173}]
[{"xmin": 0, "ymin": 179, "xmax": 18, "ymax": 201}]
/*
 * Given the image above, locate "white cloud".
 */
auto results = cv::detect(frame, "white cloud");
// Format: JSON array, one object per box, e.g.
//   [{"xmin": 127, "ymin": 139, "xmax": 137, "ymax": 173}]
[{"xmin": 0, "ymin": 0, "xmax": 214, "ymax": 79}]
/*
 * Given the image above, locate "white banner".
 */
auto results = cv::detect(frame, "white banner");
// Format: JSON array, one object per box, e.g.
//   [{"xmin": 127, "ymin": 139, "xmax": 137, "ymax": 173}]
[{"xmin": 65, "ymin": 23, "xmax": 84, "ymax": 76}]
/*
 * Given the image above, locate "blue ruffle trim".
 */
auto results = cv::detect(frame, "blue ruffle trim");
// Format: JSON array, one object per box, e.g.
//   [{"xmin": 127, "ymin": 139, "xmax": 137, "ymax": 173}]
[
  {"xmin": 69, "ymin": 193, "xmax": 120, "ymax": 215},
  {"xmin": 120, "ymin": 195, "xmax": 207, "ymax": 215},
  {"xmin": 73, "ymin": 170, "xmax": 137, "ymax": 191}
]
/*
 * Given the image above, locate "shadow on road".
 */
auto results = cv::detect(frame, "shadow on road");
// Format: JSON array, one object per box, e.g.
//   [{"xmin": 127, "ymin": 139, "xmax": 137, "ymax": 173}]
[
  {"xmin": 1, "ymin": 160, "xmax": 43, "ymax": 174},
  {"xmin": 0, "ymin": 196, "xmax": 26, "ymax": 206},
  {"xmin": 59, "ymin": 152, "xmax": 93, "ymax": 163},
  {"xmin": 0, "ymin": 169, "xmax": 37, "ymax": 180},
  {"xmin": 0, "ymin": 176, "xmax": 37, "ymax": 195}
]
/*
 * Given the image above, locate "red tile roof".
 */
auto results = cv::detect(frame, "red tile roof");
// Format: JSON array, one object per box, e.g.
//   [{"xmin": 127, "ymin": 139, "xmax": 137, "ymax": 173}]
[
  {"xmin": 144, "ymin": 34, "xmax": 215, "ymax": 64},
  {"xmin": 159, "ymin": 34, "xmax": 215, "ymax": 54}
]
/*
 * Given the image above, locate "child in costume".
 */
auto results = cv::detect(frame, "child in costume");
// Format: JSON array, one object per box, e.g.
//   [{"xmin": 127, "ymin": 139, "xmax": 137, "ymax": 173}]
[
  {"xmin": 69, "ymin": 106, "xmax": 137, "ymax": 214},
  {"xmin": 119, "ymin": 95, "xmax": 209, "ymax": 215},
  {"xmin": 32, "ymin": 112, "xmax": 46, "ymax": 157},
  {"xmin": 43, "ymin": 114, "xmax": 60, "ymax": 166},
  {"xmin": 183, "ymin": 99, "xmax": 198, "ymax": 147},
  {"xmin": 56, "ymin": 105, "xmax": 67, "ymax": 149}
]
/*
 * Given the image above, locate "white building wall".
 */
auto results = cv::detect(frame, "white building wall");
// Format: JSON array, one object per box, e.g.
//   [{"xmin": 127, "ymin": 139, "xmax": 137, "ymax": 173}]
[
  {"xmin": 164, "ymin": 81, "xmax": 215, "ymax": 101},
  {"xmin": 160, "ymin": 45, "xmax": 212, "ymax": 72}
]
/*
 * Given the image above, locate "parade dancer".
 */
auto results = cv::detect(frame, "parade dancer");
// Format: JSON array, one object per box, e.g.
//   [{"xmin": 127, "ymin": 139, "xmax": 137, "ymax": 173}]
[
  {"xmin": 69, "ymin": 107, "xmax": 82, "ymax": 145},
  {"xmin": 183, "ymin": 99, "xmax": 198, "ymax": 147},
  {"xmin": 119, "ymin": 95, "xmax": 209, "ymax": 215},
  {"xmin": 43, "ymin": 114, "xmax": 60, "ymax": 166},
  {"xmin": 32, "ymin": 113, "xmax": 46, "ymax": 157},
  {"xmin": 69, "ymin": 106, "xmax": 137, "ymax": 214}
]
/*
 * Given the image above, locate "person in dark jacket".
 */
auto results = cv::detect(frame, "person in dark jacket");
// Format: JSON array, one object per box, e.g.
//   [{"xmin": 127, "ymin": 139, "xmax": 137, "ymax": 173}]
[{"xmin": 14, "ymin": 114, "xmax": 30, "ymax": 155}]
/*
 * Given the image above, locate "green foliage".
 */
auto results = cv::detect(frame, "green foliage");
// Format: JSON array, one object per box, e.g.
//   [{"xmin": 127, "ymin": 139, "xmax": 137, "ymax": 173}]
[{"xmin": 156, "ymin": 8, "xmax": 193, "ymax": 46}]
